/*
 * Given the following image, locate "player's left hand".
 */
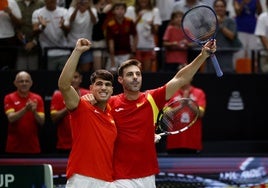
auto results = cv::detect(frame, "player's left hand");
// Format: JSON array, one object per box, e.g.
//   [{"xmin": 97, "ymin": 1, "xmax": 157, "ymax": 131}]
[
  {"xmin": 154, "ymin": 134, "xmax": 161, "ymax": 143},
  {"xmin": 81, "ymin": 93, "xmax": 97, "ymax": 105},
  {"xmin": 202, "ymin": 39, "xmax": 216, "ymax": 57}
]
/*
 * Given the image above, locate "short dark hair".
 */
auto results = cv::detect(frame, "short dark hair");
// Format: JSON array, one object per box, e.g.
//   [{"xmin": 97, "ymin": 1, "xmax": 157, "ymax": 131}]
[
  {"xmin": 118, "ymin": 59, "xmax": 142, "ymax": 76},
  {"xmin": 90, "ymin": 69, "xmax": 114, "ymax": 84},
  {"xmin": 213, "ymin": 0, "xmax": 227, "ymax": 7},
  {"xmin": 170, "ymin": 10, "xmax": 184, "ymax": 20},
  {"xmin": 112, "ymin": 1, "xmax": 127, "ymax": 10}
]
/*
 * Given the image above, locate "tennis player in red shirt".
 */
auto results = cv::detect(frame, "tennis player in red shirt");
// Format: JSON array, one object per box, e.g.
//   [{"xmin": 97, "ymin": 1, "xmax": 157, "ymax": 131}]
[
  {"xmin": 84, "ymin": 39, "xmax": 217, "ymax": 187},
  {"xmin": 4, "ymin": 71, "xmax": 45, "ymax": 154},
  {"xmin": 58, "ymin": 38, "xmax": 117, "ymax": 188}
]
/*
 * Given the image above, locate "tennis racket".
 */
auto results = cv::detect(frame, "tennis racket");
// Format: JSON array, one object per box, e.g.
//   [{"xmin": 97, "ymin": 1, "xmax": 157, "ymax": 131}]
[
  {"xmin": 181, "ymin": 5, "xmax": 223, "ymax": 77},
  {"xmin": 156, "ymin": 98, "xmax": 199, "ymax": 136}
]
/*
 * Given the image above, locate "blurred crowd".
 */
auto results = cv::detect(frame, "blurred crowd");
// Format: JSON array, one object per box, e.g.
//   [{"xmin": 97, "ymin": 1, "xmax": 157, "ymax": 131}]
[
  {"xmin": 0, "ymin": 0, "xmax": 268, "ymax": 73},
  {"xmin": 2, "ymin": 0, "xmax": 268, "ymax": 157}
]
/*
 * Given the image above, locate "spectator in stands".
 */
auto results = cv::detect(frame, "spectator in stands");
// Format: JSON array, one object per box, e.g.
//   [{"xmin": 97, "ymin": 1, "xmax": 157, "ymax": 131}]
[
  {"xmin": 50, "ymin": 70, "xmax": 89, "ymax": 154},
  {"xmin": 254, "ymin": 0, "xmax": 268, "ymax": 72},
  {"xmin": 233, "ymin": 0, "xmax": 263, "ymax": 68},
  {"xmin": 155, "ymin": 0, "xmax": 175, "ymax": 71},
  {"xmin": 16, "ymin": 0, "xmax": 45, "ymax": 71},
  {"xmin": 163, "ymin": 10, "xmax": 190, "ymax": 72},
  {"xmin": 173, "ymin": 0, "xmax": 204, "ymax": 13},
  {"xmin": 172, "ymin": 0, "xmax": 205, "ymax": 68},
  {"xmin": 92, "ymin": 0, "xmax": 113, "ymax": 70},
  {"xmin": 125, "ymin": 0, "xmax": 162, "ymax": 72},
  {"xmin": 165, "ymin": 78, "xmax": 206, "ymax": 154},
  {"xmin": 0, "ymin": 0, "xmax": 22, "ymax": 70},
  {"xmin": 4, "ymin": 71, "xmax": 45, "ymax": 154},
  {"xmin": 206, "ymin": 0, "xmax": 240, "ymax": 73},
  {"xmin": 64, "ymin": 0, "xmax": 97, "ymax": 72},
  {"xmin": 32, "ymin": 0, "xmax": 70, "ymax": 71},
  {"xmin": 155, "ymin": 0, "xmax": 174, "ymax": 48},
  {"xmin": 105, "ymin": 1, "xmax": 137, "ymax": 73}
]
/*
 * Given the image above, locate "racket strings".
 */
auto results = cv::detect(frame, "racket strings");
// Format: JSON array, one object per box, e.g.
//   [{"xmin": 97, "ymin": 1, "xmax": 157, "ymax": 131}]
[
  {"xmin": 182, "ymin": 7, "xmax": 217, "ymax": 43},
  {"xmin": 157, "ymin": 99, "xmax": 200, "ymax": 135},
  {"xmin": 161, "ymin": 104, "xmax": 184, "ymax": 131},
  {"xmin": 161, "ymin": 103, "xmax": 197, "ymax": 132}
]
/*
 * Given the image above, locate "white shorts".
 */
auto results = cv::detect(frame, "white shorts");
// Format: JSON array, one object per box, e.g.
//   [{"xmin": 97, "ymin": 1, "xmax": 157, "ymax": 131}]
[
  {"xmin": 114, "ymin": 175, "xmax": 156, "ymax": 188},
  {"xmin": 106, "ymin": 54, "xmax": 131, "ymax": 70},
  {"xmin": 233, "ymin": 31, "xmax": 261, "ymax": 65},
  {"xmin": 66, "ymin": 174, "xmax": 116, "ymax": 188},
  {"xmin": 92, "ymin": 40, "xmax": 107, "ymax": 57}
]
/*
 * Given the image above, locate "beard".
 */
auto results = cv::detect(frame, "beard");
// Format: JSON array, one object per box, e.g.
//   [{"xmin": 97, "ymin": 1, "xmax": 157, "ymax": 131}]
[{"xmin": 125, "ymin": 81, "xmax": 141, "ymax": 92}]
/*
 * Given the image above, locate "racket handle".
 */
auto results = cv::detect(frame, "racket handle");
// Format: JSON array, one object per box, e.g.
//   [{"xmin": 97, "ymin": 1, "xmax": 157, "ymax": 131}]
[
  {"xmin": 158, "ymin": 133, "xmax": 167, "ymax": 136},
  {"xmin": 210, "ymin": 54, "xmax": 223, "ymax": 77}
]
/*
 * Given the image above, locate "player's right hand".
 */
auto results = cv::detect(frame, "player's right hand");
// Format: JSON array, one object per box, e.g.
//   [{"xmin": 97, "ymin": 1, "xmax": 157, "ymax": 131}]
[
  {"xmin": 76, "ymin": 38, "xmax": 91, "ymax": 52},
  {"xmin": 202, "ymin": 39, "xmax": 216, "ymax": 57}
]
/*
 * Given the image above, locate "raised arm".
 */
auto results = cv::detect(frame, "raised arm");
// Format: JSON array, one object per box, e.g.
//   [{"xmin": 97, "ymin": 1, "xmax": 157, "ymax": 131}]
[
  {"xmin": 58, "ymin": 38, "xmax": 91, "ymax": 110},
  {"xmin": 165, "ymin": 40, "xmax": 216, "ymax": 100}
]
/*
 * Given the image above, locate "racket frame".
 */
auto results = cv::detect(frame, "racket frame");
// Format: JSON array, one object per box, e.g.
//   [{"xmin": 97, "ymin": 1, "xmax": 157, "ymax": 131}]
[
  {"xmin": 156, "ymin": 98, "xmax": 200, "ymax": 136},
  {"xmin": 181, "ymin": 5, "xmax": 223, "ymax": 77}
]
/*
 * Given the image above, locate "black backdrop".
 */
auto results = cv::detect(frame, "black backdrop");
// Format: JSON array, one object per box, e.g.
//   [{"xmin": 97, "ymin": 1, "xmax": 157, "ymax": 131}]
[{"xmin": 1, "ymin": 71, "xmax": 268, "ymax": 154}]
